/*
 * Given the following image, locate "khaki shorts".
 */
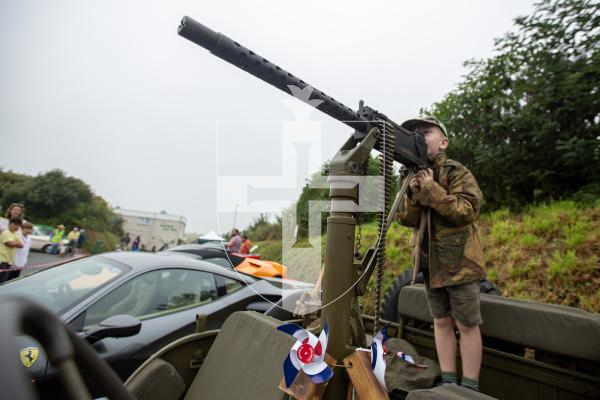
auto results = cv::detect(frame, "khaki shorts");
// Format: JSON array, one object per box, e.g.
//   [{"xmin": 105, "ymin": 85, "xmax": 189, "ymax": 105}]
[{"xmin": 423, "ymin": 276, "xmax": 482, "ymax": 326}]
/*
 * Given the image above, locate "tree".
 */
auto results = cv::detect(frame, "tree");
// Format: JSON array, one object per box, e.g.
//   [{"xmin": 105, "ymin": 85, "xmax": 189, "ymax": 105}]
[
  {"xmin": 0, "ymin": 169, "xmax": 31, "ymax": 208},
  {"xmin": 2, "ymin": 169, "xmax": 93, "ymax": 220},
  {"xmin": 294, "ymin": 155, "xmax": 399, "ymax": 239},
  {"xmin": 425, "ymin": 0, "xmax": 600, "ymax": 209},
  {"xmin": 243, "ymin": 213, "xmax": 282, "ymax": 241},
  {"xmin": 1, "ymin": 169, "xmax": 123, "ymax": 237}
]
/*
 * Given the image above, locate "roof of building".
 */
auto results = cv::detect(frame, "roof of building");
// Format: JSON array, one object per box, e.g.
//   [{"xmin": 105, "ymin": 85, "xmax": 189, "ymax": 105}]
[{"xmin": 114, "ymin": 208, "xmax": 187, "ymax": 224}]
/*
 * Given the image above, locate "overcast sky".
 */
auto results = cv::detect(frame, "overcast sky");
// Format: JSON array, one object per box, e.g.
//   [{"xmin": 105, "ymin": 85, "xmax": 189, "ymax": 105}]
[{"xmin": 0, "ymin": 0, "xmax": 536, "ymax": 234}]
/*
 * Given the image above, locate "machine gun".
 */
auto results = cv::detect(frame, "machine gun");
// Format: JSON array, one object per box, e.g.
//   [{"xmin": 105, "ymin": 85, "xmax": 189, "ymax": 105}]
[
  {"xmin": 177, "ymin": 16, "xmax": 428, "ymax": 169},
  {"xmin": 178, "ymin": 16, "xmax": 428, "ymax": 399}
]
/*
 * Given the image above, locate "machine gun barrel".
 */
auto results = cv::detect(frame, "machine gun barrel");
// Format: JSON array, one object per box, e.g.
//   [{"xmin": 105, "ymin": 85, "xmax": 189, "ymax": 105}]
[
  {"xmin": 178, "ymin": 17, "xmax": 367, "ymax": 129},
  {"xmin": 178, "ymin": 16, "xmax": 427, "ymax": 168}
]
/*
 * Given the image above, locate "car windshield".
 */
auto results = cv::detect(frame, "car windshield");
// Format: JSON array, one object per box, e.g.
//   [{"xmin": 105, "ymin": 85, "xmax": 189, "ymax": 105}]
[
  {"xmin": 0, "ymin": 257, "xmax": 129, "ymax": 314},
  {"xmin": 33, "ymin": 225, "xmax": 53, "ymax": 236}
]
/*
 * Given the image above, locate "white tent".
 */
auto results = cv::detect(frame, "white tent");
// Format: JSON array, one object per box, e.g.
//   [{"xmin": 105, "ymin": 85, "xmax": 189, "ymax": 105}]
[{"xmin": 197, "ymin": 230, "xmax": 225, "ymax": 243}]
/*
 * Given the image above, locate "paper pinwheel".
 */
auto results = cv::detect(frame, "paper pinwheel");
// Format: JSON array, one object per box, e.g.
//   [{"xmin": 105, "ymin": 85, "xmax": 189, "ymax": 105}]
[
  {"xmin": 370, "ymin": 324, "xmax": 389, "ymax": 391},
  {"xmin": 396, "ymin": 351, "xmax": 428, "ymax": 369},
  {"xmin": 277, "ymin": 322, "xmax": 333, "ymax": 388}
]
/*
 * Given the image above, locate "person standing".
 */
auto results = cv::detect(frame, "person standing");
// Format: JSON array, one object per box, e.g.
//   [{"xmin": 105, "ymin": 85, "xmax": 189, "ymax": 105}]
[
  {"xmin": 51, "ymin": 225, "xmax": 66, "ymax": 255},
  {"xmin": 120, "ymin": 232, "xmax": 131, "ymax": 251},
  {"xmin": 0, "ymin": 203, "xmax": 25, "ymax": 232},
  {"xmin": 10, "ymin": 221, "xmax": 33, "ymax": 280},
  {"xmin": 75, "ymin": 229, "xmax": 86, "ymax": 255},
  {"xmin": 67, "ymin": 227, "xmax": 80, "ymax": 256},
  {"xmin": 398, "ymin": 116, "xmax": 485, "ymax": 392},
  {"xmin": 226, "ymin": 229, "xmax": 242, "ymax": 253},
  {"xmin": 131, "ymin": 235, "xmax": 141, "ymax": 251},
  {"xmin": 0, "ymin": 217, "xmax": 24, "ymax": 283},
  {"xmin": 240, "ymin": 235, "xmax": 252, "ymax": 254}
]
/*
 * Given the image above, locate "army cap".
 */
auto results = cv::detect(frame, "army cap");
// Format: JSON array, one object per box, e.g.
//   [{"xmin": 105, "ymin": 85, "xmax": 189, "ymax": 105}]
[{"xmin": 401, "ymin": 116, "xmax": 448, "ymax": 137}]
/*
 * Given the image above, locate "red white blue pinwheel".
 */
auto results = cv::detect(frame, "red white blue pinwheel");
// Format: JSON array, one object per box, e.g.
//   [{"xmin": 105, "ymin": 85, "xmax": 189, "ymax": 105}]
[
  {"xmin": 396, "ymin": 351, "xmax": 428, "ymax": 369},
  {"xmin": 370, "ymin": 324, "xmax": 389, "ymax": 391},
  {"xmin": 277, "ymin": 322, "xmax": 333, "ymax": 388}
]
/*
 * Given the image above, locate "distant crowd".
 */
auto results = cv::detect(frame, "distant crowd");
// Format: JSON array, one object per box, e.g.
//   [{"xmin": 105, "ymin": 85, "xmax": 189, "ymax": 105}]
[
  {"xmin": 47, "ymin": 224, "xmax": 87, "ymax": 256},
  {"xmin": 119, "ymin": 232, "xmax": 167, "ymax": 253},
  {"xmin": 0, "ymin": 203, "xmax": 87, "ymax": 283},
  {"xmin": 117, "ymin": 228, "xmax": 253, "ymax": 254},
  {"xmin": 226, "ymin": 228, "xmax": 252, "ymax": 254}
]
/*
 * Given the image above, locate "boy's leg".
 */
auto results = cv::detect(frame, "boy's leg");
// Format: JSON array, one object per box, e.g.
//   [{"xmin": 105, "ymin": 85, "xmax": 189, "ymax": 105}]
[
  {"xmin": 456, "ymin": 321, "xmax": 482, "ymax": 381},
  {"xmin": 433, "ymin": 316, "xmax": 457, "ymax": 375},
  {"xmin": 424, "ymin": 277, "xmax": 457, "ymax": 380},
  {"xmin": 447, "ymin": 281, "xmax": 483, "ymax": 388}
]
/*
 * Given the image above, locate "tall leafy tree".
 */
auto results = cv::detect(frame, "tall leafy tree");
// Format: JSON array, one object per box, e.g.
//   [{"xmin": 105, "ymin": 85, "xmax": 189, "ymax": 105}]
[
  {"xmin": 425, "ymin": 0, "xmax": 600, "ymax": 209},
  {"xmin": 294, "ymin": 155, "xmax": 398, "ymax": 238},
  {"xmin": 1, "ymin": 169, "xmax": 123, "ymax": 236},
  {"xmin": 2, "ymin": 169, "xmax": 93, "ymax": 219}
]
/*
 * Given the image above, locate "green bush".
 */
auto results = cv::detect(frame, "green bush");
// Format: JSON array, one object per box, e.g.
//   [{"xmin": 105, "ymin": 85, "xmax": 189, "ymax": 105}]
[
  {"xmin": 547, "ymin": 250, "xmax": 577, "ymax": 277},
  {"xmin": 486, "ymin": 267, "xmax": 499, "ymax": 282},
  {"xmin": 243, "ymin": 213, "xmax": 282, "ymax": 242},
  {"xmin": 508, "ymin": 257, "xmax": 538, "ymax": 279},
  {"xmin": 563, "ymin": 219, "xmax": 591, "ymax": 249},
  {"xmin": 521, "ymin": 233, "xmax": 541, "ymax": 248},
  {"xmin": 490, "ymin": 220, "xmax": 520, "ymax": 245}
]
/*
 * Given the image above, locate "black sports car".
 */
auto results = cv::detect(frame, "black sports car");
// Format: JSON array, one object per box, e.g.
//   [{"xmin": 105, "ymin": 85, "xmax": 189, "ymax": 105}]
[
  {"xmin": 164, "ymin": 242, "xmax": 247, "ymax": 270},
  {"xmin": 0, "ymin": 252, "xmax": 311, "ymax": 398},
  {"xmin": 165, "ymin": 243, "xmax": 289, "ymax": 278}
]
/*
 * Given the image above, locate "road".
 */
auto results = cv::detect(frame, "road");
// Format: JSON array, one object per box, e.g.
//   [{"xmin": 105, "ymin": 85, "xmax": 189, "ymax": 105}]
[{"xmin": 26, "ymin": 251, "xmax": 64, "ymax": 267}]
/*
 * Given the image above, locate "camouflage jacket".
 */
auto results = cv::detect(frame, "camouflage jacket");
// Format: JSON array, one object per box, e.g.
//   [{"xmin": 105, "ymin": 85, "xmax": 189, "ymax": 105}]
[{"xmin": 398, "ymin": 152, "xmax": 485, "ymax": 288}]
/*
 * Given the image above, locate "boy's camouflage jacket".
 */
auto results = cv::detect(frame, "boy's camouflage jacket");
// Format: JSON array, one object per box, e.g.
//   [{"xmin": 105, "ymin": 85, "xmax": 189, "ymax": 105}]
[{"xmin": 398, "ymin": 152, "xmax": 486, "ymax": 288}]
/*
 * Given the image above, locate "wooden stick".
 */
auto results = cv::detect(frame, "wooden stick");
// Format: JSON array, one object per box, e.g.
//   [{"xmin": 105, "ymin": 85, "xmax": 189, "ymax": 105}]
[{"xmin": 343, "ymin": 351, "xmax": 389, "ymax": 400}]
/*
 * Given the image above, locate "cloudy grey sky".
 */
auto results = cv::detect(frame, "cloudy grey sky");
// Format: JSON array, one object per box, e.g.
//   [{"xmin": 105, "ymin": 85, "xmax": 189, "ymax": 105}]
[{"xmin": 0, "ymin": 0, "xmax": 536, "ymax": 234}]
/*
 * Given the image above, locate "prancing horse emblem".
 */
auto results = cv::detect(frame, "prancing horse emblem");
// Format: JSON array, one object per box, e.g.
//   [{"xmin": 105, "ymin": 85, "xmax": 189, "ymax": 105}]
[{"xmin": 19, "ymin": 347, "xmax": 39, "ymax": 368}]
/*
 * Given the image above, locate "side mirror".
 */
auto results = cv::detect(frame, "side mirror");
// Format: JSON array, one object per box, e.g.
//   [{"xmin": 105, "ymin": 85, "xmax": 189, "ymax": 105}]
[{"xmin": 83, "ymin": 315, "xmax": 141, "ymax": 344}]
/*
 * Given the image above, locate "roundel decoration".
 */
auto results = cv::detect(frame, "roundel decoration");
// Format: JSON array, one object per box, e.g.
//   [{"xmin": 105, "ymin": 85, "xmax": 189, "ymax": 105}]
[{"xmin": 277, "ymin": 321, "xmax": 333, "ymax": 388}]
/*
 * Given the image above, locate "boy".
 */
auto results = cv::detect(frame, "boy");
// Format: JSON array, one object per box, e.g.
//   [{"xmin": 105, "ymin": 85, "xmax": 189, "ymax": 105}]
[
  {"xmin": 398, "ymin": 116, "xmax": 485, "ymax": 391},
  {"xmin": 0, "ymin": 217, "xmax": 24, "ymax": 283},
  {"xmin": 240, "ymin": 235, "xmax": 252, "ymax": 254},
  {"xmin": 9, "ymin": 221, "xmax": 33, "ymax": 280}
]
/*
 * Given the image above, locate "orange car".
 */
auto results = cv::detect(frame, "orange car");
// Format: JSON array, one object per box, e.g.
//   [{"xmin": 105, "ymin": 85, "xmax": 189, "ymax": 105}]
[
  {"xmin": 234, "ymin": 255, "xmax": 288, "ymax": 279},
  {"xmin": 167, "ymin": 244, "xmax": 288, "ymax": 279}
]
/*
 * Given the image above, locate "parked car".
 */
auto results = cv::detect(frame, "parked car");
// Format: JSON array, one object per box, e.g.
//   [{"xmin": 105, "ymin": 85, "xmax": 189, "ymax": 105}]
[
  {"xmin": 0, "ymin": 252, "xmax": 311, "ymax": 399},
  {"xmin": 166, "ymin": 243, "xmax": 289, "ymax": 278},
  {"xmin": 30, "ymin": 225, "xmax": 69, "ymax": 253}
]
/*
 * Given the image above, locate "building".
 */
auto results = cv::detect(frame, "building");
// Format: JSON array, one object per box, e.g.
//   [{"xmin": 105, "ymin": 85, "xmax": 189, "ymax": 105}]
[{"xmin": 115, "ymin": 208, "xmax": 186, "ymax": 251}]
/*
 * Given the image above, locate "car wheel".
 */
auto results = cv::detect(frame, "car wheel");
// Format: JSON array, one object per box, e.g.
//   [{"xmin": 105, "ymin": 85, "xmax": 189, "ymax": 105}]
[
  {"xmin": 380, "ymin": 268, "xmax": 501, "ymax": 322},
  {"xmin": 42, "ymin": 244, "xmax": 51, "ymax": 253},
  {"xmin": 380, "ymin": 268, "xmax": 423, "ymax": 322}
]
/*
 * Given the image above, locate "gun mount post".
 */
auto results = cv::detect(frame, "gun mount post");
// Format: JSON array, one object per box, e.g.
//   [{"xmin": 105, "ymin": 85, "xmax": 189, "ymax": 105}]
[{"xmin": 320, "ymin": 128, "xmax": 380, "ymax": 399}]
